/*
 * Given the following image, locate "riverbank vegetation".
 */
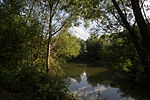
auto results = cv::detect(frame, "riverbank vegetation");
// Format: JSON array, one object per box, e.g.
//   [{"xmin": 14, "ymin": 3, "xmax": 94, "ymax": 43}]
[
  {"xmin": 0, "ymin": 1, "xmax": 80, "ymax": 99},
  {"xmin": 0, "ymin": 0, "xmax": 150, "ymax": 100}
]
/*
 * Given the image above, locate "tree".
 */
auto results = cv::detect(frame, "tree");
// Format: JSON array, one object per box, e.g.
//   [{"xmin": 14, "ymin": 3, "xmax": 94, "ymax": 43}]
[
  {"xmin": 111, "ymin": 0, "xmax": 150, "ymax": 74},
  {"xmin": 131, "ymin": 0, "xmax": 150, "ymax": 54},
  {"xmin": 0, "ymin": 0, "xmax": 45, "ymax": 69},
  {"xmin": 0, "ymin": 1, "xmax": 79, "ymax": 99},
  {"xmin": 28, "ymin": 0, "xmax": 80, "ymax": 72},
  {"xmin": 52, "ymin": 31, "xmax": 81, "ymax": 60},
  {"xmin": 86, "ymin": 34, "xmax": 101, "ymax": 61},
  {"xmin": 71, "ymin": 0, "xmax": 150, "ymax": 74}
]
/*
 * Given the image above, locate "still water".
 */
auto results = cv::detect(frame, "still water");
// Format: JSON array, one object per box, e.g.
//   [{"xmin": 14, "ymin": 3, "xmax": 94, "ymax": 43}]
[
  {"xmin": 67, "ymin": 72, "xmax": 134, "ymax": 100},
  {"xmin": 64, "ymin": 64, "xmax": 149, "ymax": 100}
]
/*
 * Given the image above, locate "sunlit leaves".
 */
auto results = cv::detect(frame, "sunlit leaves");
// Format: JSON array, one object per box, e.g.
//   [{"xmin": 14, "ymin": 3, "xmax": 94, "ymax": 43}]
[{"xmin": 53, "ymin": 32, "xmax": 81, "ymax": 59}]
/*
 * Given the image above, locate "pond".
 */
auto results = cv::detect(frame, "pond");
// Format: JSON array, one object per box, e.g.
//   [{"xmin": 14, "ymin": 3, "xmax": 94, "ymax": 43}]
[{"xmin": 64, "ymin": 63, "xmax": 150, "ymax": 100}]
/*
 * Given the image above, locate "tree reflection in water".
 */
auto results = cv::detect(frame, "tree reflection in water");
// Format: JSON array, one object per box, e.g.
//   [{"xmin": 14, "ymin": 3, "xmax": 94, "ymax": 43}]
[{"xmin": 67, "ymin": 72, "xmax": 135, "ymax": 100}]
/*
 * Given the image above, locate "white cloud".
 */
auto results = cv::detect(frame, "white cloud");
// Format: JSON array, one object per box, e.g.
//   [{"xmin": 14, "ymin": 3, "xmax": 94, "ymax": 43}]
[
  {"xmin": 144, "ymin": 0, "xmax": 150, "ymax": 17},
  {"xmin": 70, "ymin": 26, "xmax": 89, "ymax": 40}
]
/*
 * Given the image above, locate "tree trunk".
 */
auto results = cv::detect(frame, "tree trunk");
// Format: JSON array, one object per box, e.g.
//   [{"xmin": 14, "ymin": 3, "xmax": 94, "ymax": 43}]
[
  {"xmin": 131, "ymin": 0, "xmax": 150, "ymax": 55},
  {"xmin": 46, "ymin": 19, "xmax": 53, "ymax": 72},
  {"xmin": 111, "ymin": 0, "xmax": 149, "ymax": 72},
  {"xmin": 46, "ymin": 0, "xmax": 53, "ymax": 72},
  {"xmin": 46, "ymin": 37, "xmax": 52, "ymax": 72}
]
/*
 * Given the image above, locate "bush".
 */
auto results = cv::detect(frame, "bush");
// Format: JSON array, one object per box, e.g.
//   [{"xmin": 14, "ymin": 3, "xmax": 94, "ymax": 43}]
[{"xmin": 0, "ymin": 66, "xmax": 78, "ymax": 100}]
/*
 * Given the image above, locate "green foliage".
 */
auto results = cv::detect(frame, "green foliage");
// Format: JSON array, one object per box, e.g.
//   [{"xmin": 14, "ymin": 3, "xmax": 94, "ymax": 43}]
[
  {"xmin": 53, "ymin": 32, "xmax": 81, "ymax": 59},
  {"xmin": 50, "ymin": 57, "xmax": 65, "ymax": 76},
  {"xmin": 0, "ymin": 1, "xmax": 26, "ymax": 67},
  {"xmin": 0, "ymin": 67, "xmax": 78, "ymax": 100},
  {"xmin": 0, "ymin": 0, "xmax": 46, "ymax": 69},
  {"xmin": 0, "ymin": 1, "xmax": 79, "ymax": 100},
  {"xmin": 63, "ymin": 0, "xmax": 101, "ymax": 19},
  {"xmin": 0, "ymin": 0, "xmax": 150, "ymax": 99},
  {"xmin": 75, "ymin": 30, "xmax": 144, "ymax": 82},
  {"xmin": 86, "ymin": 34, "xmax": 101, "ymax": 61}
]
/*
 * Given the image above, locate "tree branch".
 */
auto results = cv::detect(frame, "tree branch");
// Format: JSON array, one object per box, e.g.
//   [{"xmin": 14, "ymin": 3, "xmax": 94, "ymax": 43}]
[{"xmin": 52, "ymin": 14, "xmax": 73, "ymax": 35}]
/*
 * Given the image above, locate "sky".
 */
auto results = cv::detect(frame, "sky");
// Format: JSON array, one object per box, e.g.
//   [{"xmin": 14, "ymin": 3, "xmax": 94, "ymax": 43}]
[
  {"xmin": 70, "ymin": 0, "xmax": 150, "ymax": 40},
  {"xmin": 70, "ymin": 26, "xmax": 90, "ymax": 40}
]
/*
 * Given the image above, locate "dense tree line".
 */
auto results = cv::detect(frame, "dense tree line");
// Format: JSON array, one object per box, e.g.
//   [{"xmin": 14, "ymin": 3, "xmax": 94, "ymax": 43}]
[
  {"xmin": 74, "ymin": 29, "xmax": 149, "ymax": 85},
  {"xmin": 70, "ymin": 0, "xmax": 150, "ymax": 84}
]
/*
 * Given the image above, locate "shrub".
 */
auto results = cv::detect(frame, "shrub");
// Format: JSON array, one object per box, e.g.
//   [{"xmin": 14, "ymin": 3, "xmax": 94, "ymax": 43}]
[{"xmin": 0, "ymin": 66, "xmax": 78, "ymax": 100}]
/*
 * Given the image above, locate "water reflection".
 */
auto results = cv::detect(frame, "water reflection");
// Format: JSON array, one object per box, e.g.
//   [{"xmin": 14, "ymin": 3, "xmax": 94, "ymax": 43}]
[{"xmin": 67, "ymin": 72, "xmax": 135, "ymax": 100}]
